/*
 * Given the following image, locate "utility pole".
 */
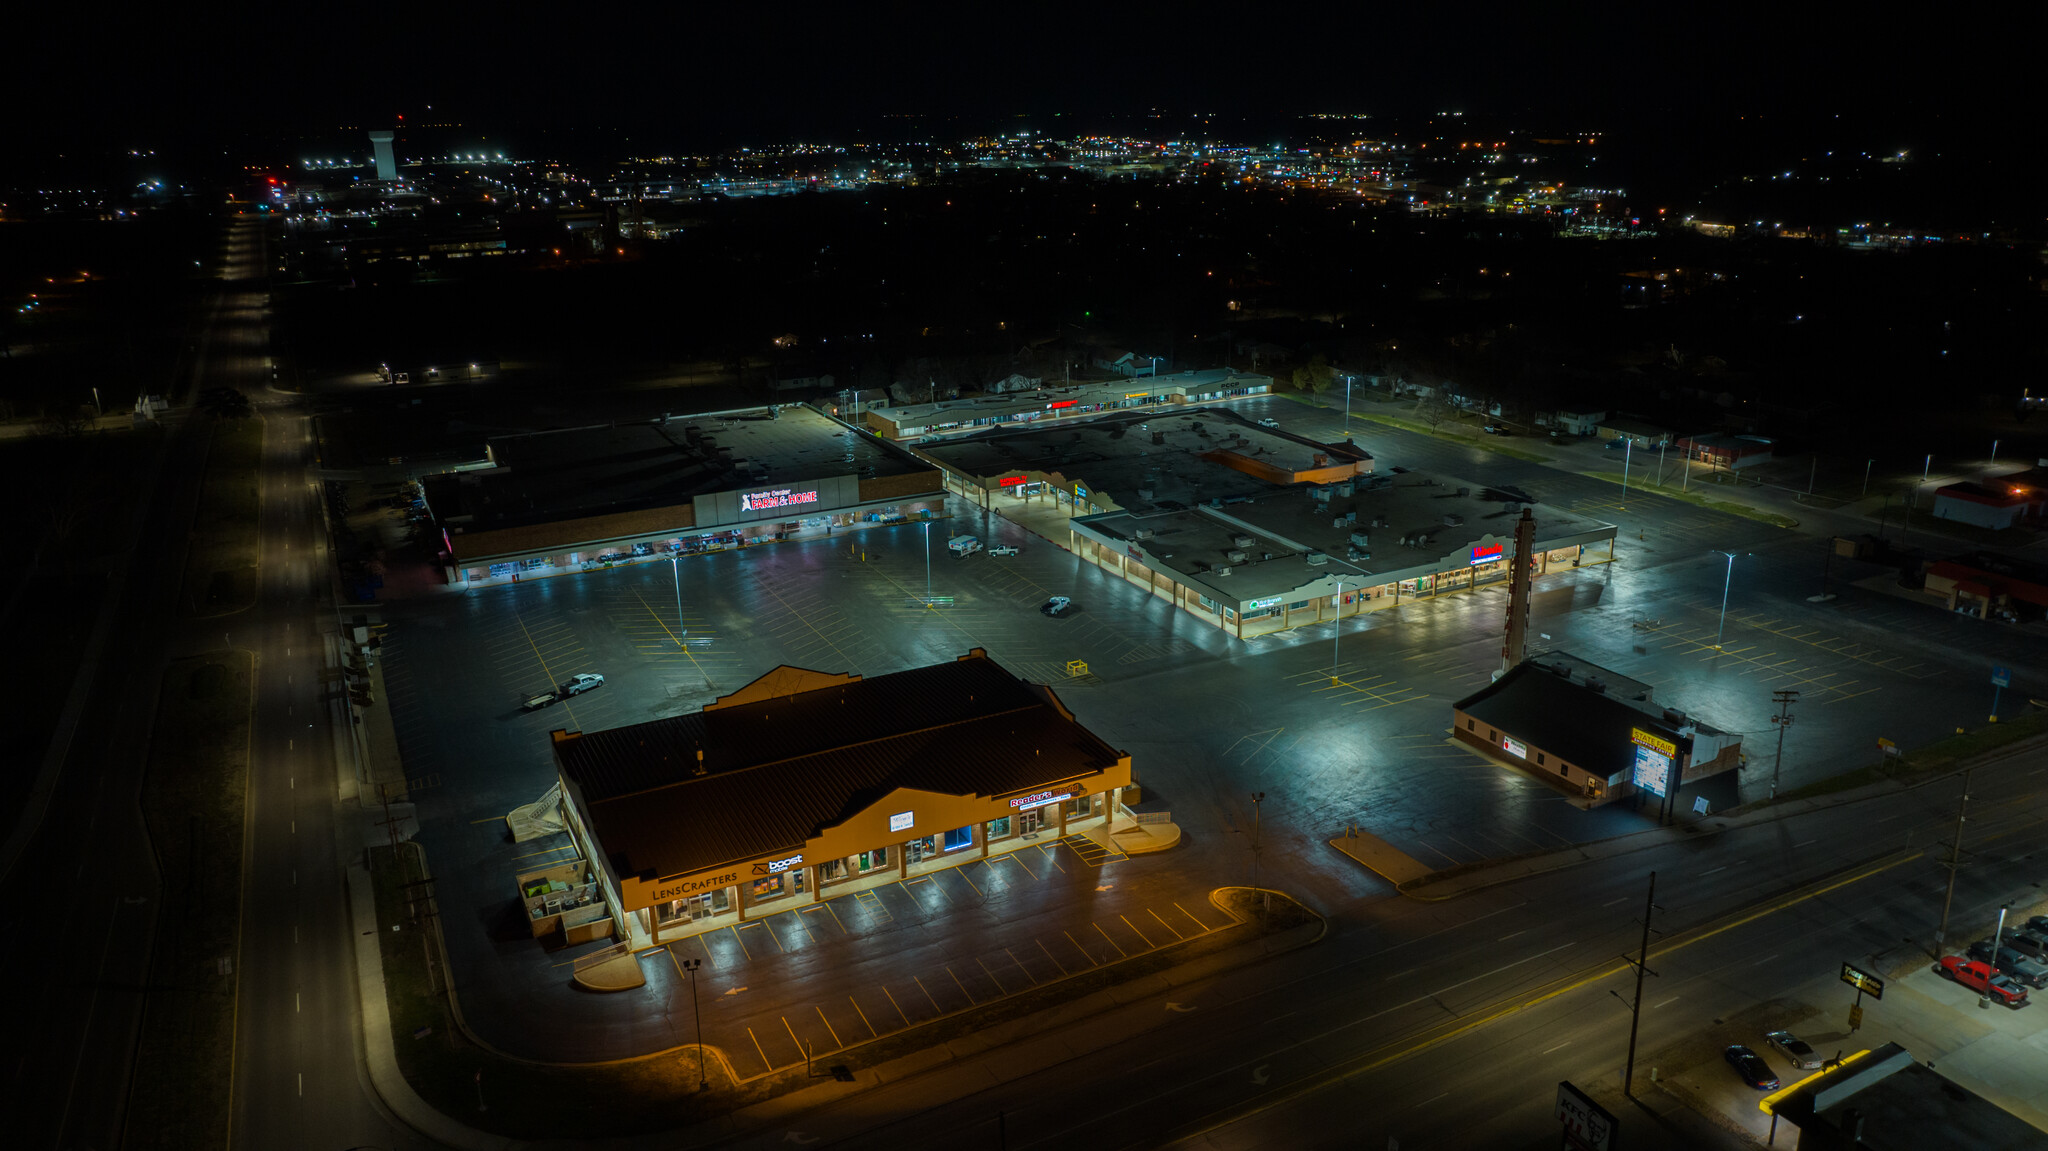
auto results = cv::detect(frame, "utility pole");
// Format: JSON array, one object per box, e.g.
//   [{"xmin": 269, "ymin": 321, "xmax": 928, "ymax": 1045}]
[
  {"xmin": 1618, "ymin": 871, "xmax": 1660, "ymax": 1098},
  {"xmin": 1250, "ymin": 791, "xmax": 1266, "ymax": 923},
  {"xmin": 1934, "ymin": 768, "xmax": 1973, "ymax": 956},
  {"xmin": 1769, "ymin": 690, "xmax": 1799, "ymax": 799}
]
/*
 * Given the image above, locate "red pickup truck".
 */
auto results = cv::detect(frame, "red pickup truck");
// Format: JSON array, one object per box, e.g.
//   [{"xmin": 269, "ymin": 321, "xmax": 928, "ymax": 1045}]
[{"xmin": 1937, "ymin": 957, "xmax": 2030, "ymax": 1007}]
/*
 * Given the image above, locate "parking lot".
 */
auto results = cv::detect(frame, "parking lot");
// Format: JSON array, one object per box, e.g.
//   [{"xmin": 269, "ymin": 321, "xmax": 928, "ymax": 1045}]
[{"xmin": 367, "ymin": 416, "xmax": 2034, "ymax": 1062}]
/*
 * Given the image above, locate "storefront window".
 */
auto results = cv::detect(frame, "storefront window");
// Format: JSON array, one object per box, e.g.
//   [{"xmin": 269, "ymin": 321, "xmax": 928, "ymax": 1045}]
[
  {"xmin": 1066, "ymin": 795, "xmax": 1093, "ymax": 818},
  {"xmin": 856, "ymin": 846, "xmax": 890, "ymax": 873},
  {"xmin": 943, "ymin": 825, "xmax": 973, "ymax": 851},
  {"xmin": 988, "ymin": 816, "xmax": 1012, "ymax": 839},
  {"xmin": 907, "ymin": 836, "xmax": 936, "ymax": 864},
  {"xmin": 752, "ymin": 874, "xmax": 785, "ymax": 899}
]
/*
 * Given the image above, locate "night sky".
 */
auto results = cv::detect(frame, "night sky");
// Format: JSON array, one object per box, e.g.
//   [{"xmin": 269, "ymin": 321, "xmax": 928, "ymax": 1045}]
[{"xmin": 14, "ymin": 5, "xmax": 2020, "ymax": 154}]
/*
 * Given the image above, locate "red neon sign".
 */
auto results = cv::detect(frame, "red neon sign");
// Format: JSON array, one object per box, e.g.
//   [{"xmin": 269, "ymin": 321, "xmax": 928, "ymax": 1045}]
[
  {"xmin": 999, "ymin": 475, "xmax": 1028, "ymax": 487},
  {"xmin": 1469, "ymin": 543, "xmax": 1506, "ymax": 566},
  {"xmin": 1046, "ymin": 400, "xmax": 1078, "ymax": 410}
]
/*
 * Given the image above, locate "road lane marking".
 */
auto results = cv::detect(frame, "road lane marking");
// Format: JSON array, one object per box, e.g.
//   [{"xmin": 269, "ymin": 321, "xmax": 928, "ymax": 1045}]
[{"xmin": 1543, "ymin": 1041, "xmax": 1571, "ymax": 1054}]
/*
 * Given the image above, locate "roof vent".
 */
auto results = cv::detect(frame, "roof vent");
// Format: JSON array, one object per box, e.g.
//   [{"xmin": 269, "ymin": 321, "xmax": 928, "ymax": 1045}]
[
  {"xmin": 1134, "ymin": 528, "xmax": 1155, "ymax": 540},
  {"xmin": 1234, "ymin": 535, "xmax": 1256, "ymax": 549},
  {"xmin": 1306, "ymin": 551, "xmax": 1328, "ymax": 566},
  {"xmin": 1226, "ymin": 550, "xmax": 1248, "ymax": 564},
  {"xmin": 1214, "ymin": 566, "xmax": 1232, "ymax": 576}
]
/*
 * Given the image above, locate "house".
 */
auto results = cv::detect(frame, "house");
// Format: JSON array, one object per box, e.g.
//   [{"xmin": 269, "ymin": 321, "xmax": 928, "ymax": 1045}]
[
  {"xmin": 1932, "ymin": 477, "xmax": 2048, "ymax": 530},
  {"xmin": 1553, "ymin": 408, "xmax": 1606, "ymax": 435},
  {"xmin": 1094, "ymin": 349, "xmax": 1166, "ymax": 378}
]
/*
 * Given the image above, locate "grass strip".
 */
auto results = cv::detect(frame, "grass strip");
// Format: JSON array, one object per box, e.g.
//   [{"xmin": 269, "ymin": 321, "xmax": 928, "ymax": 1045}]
[
  {"xmin": 1578, "ymin": 470, "xmax": 1802, "ymax": 529},
  {"xmin": 127, "ymin": 652, "xmax": 254, "ymax": 1151},
  {"xmin": 181, "ymin": 416, "xmax": 265, "ymax": 616}
]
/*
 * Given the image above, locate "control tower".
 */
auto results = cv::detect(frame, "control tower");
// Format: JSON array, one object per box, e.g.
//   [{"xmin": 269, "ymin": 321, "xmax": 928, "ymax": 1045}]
[{"xmin": 367, "ymin": 130, "xmax": 397, "ymax": 181}]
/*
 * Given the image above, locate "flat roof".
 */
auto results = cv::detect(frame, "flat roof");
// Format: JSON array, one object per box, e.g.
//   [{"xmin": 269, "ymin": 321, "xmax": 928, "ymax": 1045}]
[
  {"xmin": 1454, "ymin": 655, "xmax": 1733, "ymax": 777},
  {"xmin": 866, "ymin": 369, "xmax": 1272, "ymax": 428},
  {"xmin": 554, "ymin": 651, "xmax": 1126, "ymax": 884},
  {"xmin": 925, "ymin": 405, "xmax": 1367, "ymax": 504},
  {"xmin": 423, "ymin": 405, "xmax": 921, "ymax": 534},
  {"xmin": 1075, "ymin": 474, "xmax": 1613, "ymax": 603}
]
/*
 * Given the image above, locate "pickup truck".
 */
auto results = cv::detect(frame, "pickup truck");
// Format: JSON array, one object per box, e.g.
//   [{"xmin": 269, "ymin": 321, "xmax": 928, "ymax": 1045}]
[
  {"xmin": 1937, "ymin": 956, "xmax": 2030, "ymax": 1007},
  {"xmin": 947, "ymin": 535, "xmax": 982, "ymax": 556},
  {"xmin": 987, "ymin": 544, "xmax": 1019, "ymax": 557}
]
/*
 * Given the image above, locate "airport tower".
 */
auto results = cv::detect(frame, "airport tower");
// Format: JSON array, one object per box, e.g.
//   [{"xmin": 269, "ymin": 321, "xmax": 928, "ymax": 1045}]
[{"xmin": 368, "ymin": 130, "xmax": 397, "ymax": 181}]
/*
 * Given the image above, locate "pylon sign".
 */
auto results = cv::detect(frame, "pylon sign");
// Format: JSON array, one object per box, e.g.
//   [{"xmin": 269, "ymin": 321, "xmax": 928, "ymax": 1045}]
[{"xmin": 1555, "ymin": 1080, "xmax": 1615, "ymax": 1151}]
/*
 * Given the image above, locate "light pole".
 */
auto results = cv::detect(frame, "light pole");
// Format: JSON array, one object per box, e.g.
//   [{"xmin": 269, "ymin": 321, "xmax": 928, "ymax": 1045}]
[
  {"xmin": 669, "ymin": 555, "xmax": 686, "ymax": 643},
  {"xmin": 922, "ymin": 522, "xmax": 932, "ymax": 602},
  {"xmin": 1656, "ymin": 441, "xmax": 1667, "ymax": 488},
  {"xmin": 1862, "ymin": 458, "xmax": 1875, "ymax": 499},
  {"xmin": 1713, "ymin": 550, "xmax": 1745, "ymax": 650},
  {"xmin": 1342, "ymin": 376, "xmax": 1354, "ymax": 437},
  {"xmin": 1621, "ymin": 440, "xmax": 1633, "ymax": 506},
  {"xmin": 680, "ymin": 956, "xmax": 707, "ymax": 1090},
  {"xmin": 1990, "ymin": 439, "xmax": 2000, "ymax": 470},
  {"xmin": 1769, "ymin": 689, "xmax": 1798, "ymax": 799},
  {"xmin": 1330, "ymin": 577, "xmax": 1349, "ymax": 684},
  {"xmin": 1249, "ymin": 792, "xmax": 1266, "ymax": 920},
  {"xmin": 1918, "ymin": 453, "xmax": 1932, "ymax": 509}
]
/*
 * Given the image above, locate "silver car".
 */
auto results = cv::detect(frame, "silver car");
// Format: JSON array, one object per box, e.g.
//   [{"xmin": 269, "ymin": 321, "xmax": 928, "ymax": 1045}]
[{"xmin": 1766, "ymin": 1029, "xmax": 1821, "ymax": 1071}]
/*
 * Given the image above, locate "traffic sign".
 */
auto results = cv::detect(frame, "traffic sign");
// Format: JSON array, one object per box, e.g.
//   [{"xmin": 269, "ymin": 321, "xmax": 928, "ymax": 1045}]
[
  {"xmin": 1992, "ymin": 666, "xmax": 2011, "ymax": 688},
  {"xmin": 1840, "ymin": 962, "xmax": 1885, "ymax": 1000}
]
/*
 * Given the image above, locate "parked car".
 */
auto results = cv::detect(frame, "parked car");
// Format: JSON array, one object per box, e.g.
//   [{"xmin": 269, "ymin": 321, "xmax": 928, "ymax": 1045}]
[
  {"xmin": 1040, "ymin": 595, "xmax": 1072, "ymax": 617},
  {"xmin": 1764, "ymin": 1030, "xmax": 1822, "ymax": 1070},
  {"xmin": 1936, "ymin": 956, "xmax": 2030, "ymax": 1007},
  {"xmin": 560, "ymin": 673, "xmax": 606, "ymax": 697},
  {"xmin": 2025, "ymin": 915, "xmax": 2048, "ymax": 935},
  {"xmin": 1604, "ymin": 438, "xmax": 1632, "ymax": 450},
  {"xmin": 2001, "ymin": 931, "xmax": 2048, "ymax": 962},
  {"xmin": 1256, "ymin": 417, "xmax": 1280, "ymax": 428},
  {"xmin": 1967, "ymin": 941, "xmax": 2048, "ymax": 988},
  {"xmin": 1482, "ymin": 424, "xmax": 1511, "ymax": 436},
  {"xmin": 987, "ymin": 544, "xmax": 1019, "ymax": 557},
  {"xmin": 1725, "ymin": 1045, "xmax": 1780, "ymax": 1091}
]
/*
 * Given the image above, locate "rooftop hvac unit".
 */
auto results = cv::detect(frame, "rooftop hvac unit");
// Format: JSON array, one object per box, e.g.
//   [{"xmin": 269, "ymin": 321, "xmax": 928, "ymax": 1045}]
[
  {"xmin": 1443, "ymin": 514, "xmax": 1464, "ymax": 527},
  {"xmin": 1585, "ymin": 679, "xmax": 1607, "ymax": 694},
  {"xmin": 1214, "ymin": 565, "xmax": 1233, "ymax": 576},
  {"xmin": 1347, "ymin": 547, "xmax": 1371, "ymax": 561},
  {"xmin": 1233, "ymin": 535, "xmax": 1256, "ymax": 549},
  {"xmin": 1312, "ymin": 485, "xmax": 1332, "ymax": 503},
  {"xmin": 1456, "ymin": 486, "xmax": 1470, "ymax": 498},
  {"xmin": 1335, "ymin": 481, "xmax": 1355, "ymax": 497},
  {"xmin": 1306, "ymin": 551, "xmax": 1328, "ymax": 566},
  {"xmin": 1350, "ymin": 531, "xmax": 1371, "ymax": 548},
  {"xmin": 1137, "ymin": 488, "xmax": 1154, "ymax": 501},
  {"xmin": 1134, "ymin": 528, "xmax": 1155, "ymax": 540},
  {"xmin": 1333, "ymin": 516, "xmax": 1348, "ymax": 529},
  {"xmin": 1662, "ymin": 708, "xmax": 1687, "ymax": 725},
  {"xmin": 1226, "ymin": 550, "xmax": 1249, "ymax": 564},
  {"xmin": 1345, "ymin": 510, "xmax": 1358, "ymax": 525}
]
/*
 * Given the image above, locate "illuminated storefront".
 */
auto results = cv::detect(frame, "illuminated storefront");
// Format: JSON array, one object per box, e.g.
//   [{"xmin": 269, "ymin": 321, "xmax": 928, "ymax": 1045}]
[{"xmin": 552, "ymin": 649, "xmax": 1136, "ymax": 943}]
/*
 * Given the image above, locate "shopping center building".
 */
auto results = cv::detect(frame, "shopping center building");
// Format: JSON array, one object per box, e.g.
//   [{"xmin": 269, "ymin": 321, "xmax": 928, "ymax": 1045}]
[
  {"xmin": 418, "ymin": 405, "xmax": 946, "ymax": 586},
  {"xmin": 550, "ymin": 649, "xmax": 1136, "ymax": 944},
  {"xmin": 859, "ymin": 368, "xmax": 1273, "ymax": 442},
  {"xmin": 916, "ymin": 406, "xmax": 1619, "ymax": 639}
]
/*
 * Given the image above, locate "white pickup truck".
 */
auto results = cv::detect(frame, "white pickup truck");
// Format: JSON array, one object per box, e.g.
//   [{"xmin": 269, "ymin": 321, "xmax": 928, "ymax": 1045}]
[{"xmin": 947, "ymin": 534, "xmax": 982, "ymax": 556}]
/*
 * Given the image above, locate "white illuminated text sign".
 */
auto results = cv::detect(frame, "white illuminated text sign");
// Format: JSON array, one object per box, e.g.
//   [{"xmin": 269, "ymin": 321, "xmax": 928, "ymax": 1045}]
[
  {"xmin": 889, "ymin": 811, "xmax": 914, "ymax": 833},
  {"xmin": 1008, "ymin": 789, "xmax": 1074, "ymax": 811},
  {"xmin": 740, "ymin": 487, "xmax": 821, "ymax": 511}
]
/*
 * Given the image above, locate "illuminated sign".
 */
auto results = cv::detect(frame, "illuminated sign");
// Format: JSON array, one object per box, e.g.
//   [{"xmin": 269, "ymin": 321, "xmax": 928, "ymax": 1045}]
[
  {"xmin": 889, "ymin": 811, "xmax": 914, "ymax": 833},
  {"xmin": 754, "ymin": 854, "xmax": 804, "ymax": 876},
  {"xmin": 1630, "ymin": 728, "xmax": 1678, "ymax": 758},
  {"xmin": 1631, "ymin": 744, "xmax": 1671, "ymax": 797},
  {"xmin": 1007, "ymin": 788, "xmax": 1077, "ymax": 811},
  {"xmin": 651, "ymin": 870, "xmax": 740, "ymax": 902},
  {"xmin": 1840, "ymin": 962, "xmax": 1885, "ymax": 999},
  {"xmin": 1247, "ymin": 595, "xmax": 1284, "ymax": 611},
  {"xmin": 1502, "ymin": 737, "xmax": 1527, "ymax": 759},
  {"xmin": 1046, "ymin": 400, "xmax": 1078, "ymax": 410},
  {"xmin": 1124, "ymin": 392, "xmax": 1150, "ymax": 398},
  {"xmin": 1075, "ymin": 484, "xmax": 1089, "ymax": 499},
  {"xmin": 1469, "ymin": 543, "xmax": 1506, "ymax": 566},
  {"xmin": 998, "ymin": 475, "xmax": 1028, "ymax": 487},
  {"xmin": 740, "ymin": 487, "xmax": 820, "ymax": 511}
]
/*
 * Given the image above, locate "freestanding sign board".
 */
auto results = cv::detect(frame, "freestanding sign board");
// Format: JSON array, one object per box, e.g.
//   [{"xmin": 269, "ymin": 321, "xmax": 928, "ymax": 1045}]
[
  {"xmin": 1840, "ymin": 962, "xmax": 1885, "ymax": 1000},
  {"xmin": 1555, "ymin": 1081, "xmax": 1615, "ymax": 1151}
]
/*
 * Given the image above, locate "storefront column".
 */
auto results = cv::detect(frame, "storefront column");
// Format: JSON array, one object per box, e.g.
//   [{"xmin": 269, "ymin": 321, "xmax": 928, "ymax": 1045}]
[
  {"xmin": 642, "ymin": 907, "xmax": 659, "ymax": 944},
  {"xmin": 981, "ymin": 824, "xmax": 991, "ymax": 858},
  {"xmin": 898, "ymin": 842, "xmax": 910, "ymax": 878},
  {"xmin": 809, "ymin": 866, "xmax": 822, "ymax": 903},
  {"xmin": 1057, "ymin": 802, "xmax": 1069, "ymax": 838},
  {"xmin": 733, "ymin": 883, "xmax": 748, "ymax": 924}
]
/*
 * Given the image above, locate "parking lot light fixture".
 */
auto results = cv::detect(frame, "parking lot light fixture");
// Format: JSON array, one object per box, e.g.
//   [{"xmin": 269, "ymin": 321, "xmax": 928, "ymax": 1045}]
[
  {"xmin": 669, "ymin": 555, "xmax": 685, "ymax": 644},
  {"xmin": 1713, "ymin": 550, "xmax": 1748, "ymax": 650}
]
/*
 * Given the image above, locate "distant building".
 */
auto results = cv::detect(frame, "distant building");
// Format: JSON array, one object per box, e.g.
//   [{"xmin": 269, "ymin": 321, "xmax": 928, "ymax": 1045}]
[
  {"xmin": 1919, "ymin": 554, "xmax": 2048, "ymax": 623},
  {"xmin": 1094, "ymin": 349, "xmax": 1166, "ymax": 378},
  {"xmin": 1932, "ymin": 479, "xmax": 2047, "ymax": 531},
  {"xmin": 1451, "ymin": 654, "xmax": 1741, "ymax": 809},
  {"xmin": 1553, "ymin": 408, "xmax": 1606, "ymax": 435},
  {"xmin": 1679, "ymin": 432, "xmax": 1775, "ymax": 470},
  {"xmin": 1597, "ymin": 416, "xmax": 1672, "ymax": 447}
]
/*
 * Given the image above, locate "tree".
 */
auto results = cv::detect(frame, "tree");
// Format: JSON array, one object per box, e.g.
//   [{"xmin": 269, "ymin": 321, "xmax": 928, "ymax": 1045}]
[
  {"xmin": 1291, "ymin": 354, "xmax": 1335, "ymax": 401},
  {"xmin": 1414, "ymin": 389, "xmax": 1452, "ymax": 432}
]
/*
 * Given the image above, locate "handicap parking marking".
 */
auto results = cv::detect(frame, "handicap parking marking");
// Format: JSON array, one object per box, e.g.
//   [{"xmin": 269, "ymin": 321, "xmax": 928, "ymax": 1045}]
[{"xmin": 1057, "ymin": 833, "xmax": 1126, "ymax": 867}]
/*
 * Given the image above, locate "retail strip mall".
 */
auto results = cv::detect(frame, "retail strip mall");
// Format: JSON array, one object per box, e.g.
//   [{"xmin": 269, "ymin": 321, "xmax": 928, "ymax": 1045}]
[
  {"xmin": 552, "ymin": 650, "xmax": 1136, "ymax": 943},
  {"xmin": 415, "ymin": 396, "xmax": 1617, "ymax": 636}
]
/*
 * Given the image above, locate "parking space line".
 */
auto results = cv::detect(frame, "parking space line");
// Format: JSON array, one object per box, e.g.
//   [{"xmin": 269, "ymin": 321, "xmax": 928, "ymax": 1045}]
[
  {"xmin": 729, "ymin": 923, "xmax": 756, "ymax": 961},
  {"xmin": 1004, "ymin": 947, "xmax": 1039, "ymax": 986},
  {"xmin": 1148, "ymin": 907, "xmax": 1185, "ymax": 940},
  {"xmin": 882, "ymin": 985, "xmax": 911, "ymax": 1027},
  {"xmin": 1120, "ymin": 914, "xmax": 1155, "ymax": 948},
  {"xmin": 1037, "ymin": 938, "xmax": 1070, "ymax": 975},
  {"xmin": 953, "ymin": 867, "xmax": 984, "ymax": 897},
  {"xmin": 946, "ymin": 964, "xmax": 977, "ymax": 1004},
  {"xmin": 976, "ymin": 957, "xmax": 1009, "ymax": 994},
  {"xmin": 1064, "ymin": 929, "xmax": 1100, "ymax": 966},
  {"xmin": 752, "ymin": 919, "xmax": 787, "ymax": 954},
  {"xmin": 782, "ymin": 1016, "xmax": 808, "ymax": 1063},
  {"xmin": 815, "ymin": 1005, "xmax": 843, "ymax": 1049},
  {"xmin": 746, "ymin": 1027, "xmax": 771, "ymax": 1075},
  {"xmin": 1038, "ymin": 845, "xmax": 1066, "ymax": 873},
  {"xmin": 799, "ymin": 904, "xmax": 842, "ymax": 937},
  {"xmin": 1173, "ymin": 901, "xmax": 1214, "ymax": 932},
  {"xmin": 1005, "ymin": 853, "xmax": 1039, "ymax": 880},
  {"xmin": 1094, "ymin": 921, "xmax": 1128, "ymax": 958},
  {"xmin": 914, "ymin": 975, "xmax": 942, "ymax": 1014},
  {"xmin": 849, "ymin": 996, "xmax": 877, "ymax": 1038}
]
